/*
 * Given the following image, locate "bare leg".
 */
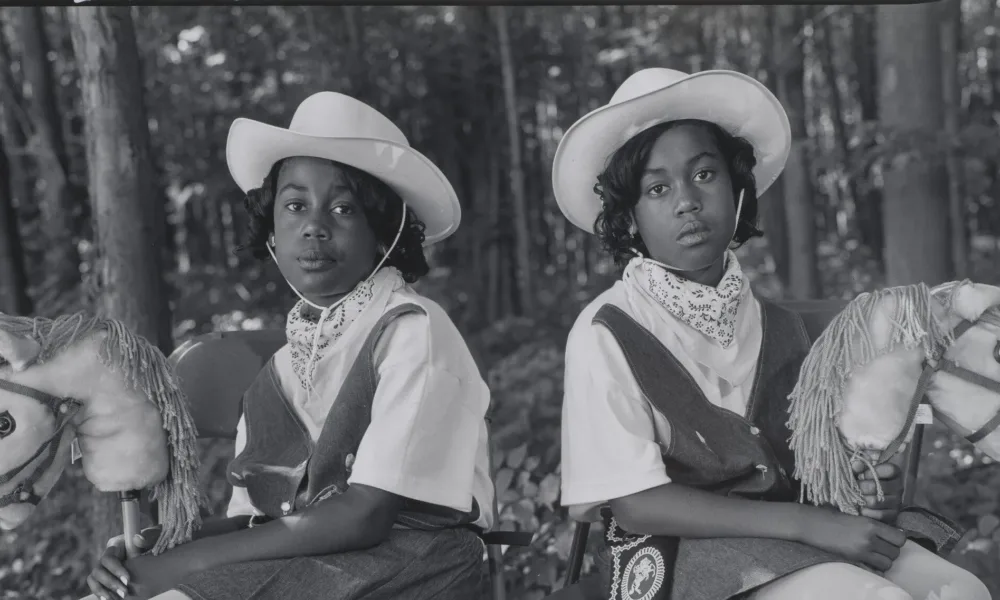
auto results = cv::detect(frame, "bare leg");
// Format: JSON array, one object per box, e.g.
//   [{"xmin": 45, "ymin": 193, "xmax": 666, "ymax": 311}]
[
  {"xmin": 883, "ymin": 540, "xmax": 992, "ymax": 600},
  {"xmin": 80, "ymin": 591, "xmax": 193, "ymax": 600},
  {"xmin": 748, "ymin": 561, "xmax": 912, "ymax": 600}
]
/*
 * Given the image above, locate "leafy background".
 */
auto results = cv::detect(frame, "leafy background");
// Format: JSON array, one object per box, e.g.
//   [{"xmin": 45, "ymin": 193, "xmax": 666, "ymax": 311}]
[{"xmin": 2, "ymin": 4, "xmax": 1000, "ymax": 599}]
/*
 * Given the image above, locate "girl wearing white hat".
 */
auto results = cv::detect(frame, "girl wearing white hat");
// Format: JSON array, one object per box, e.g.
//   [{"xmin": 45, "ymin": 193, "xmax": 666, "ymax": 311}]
[
  {"xmin": 84, "ymin": 92, "xmax": 495, "ymax": 600},
  {"xmin": 555, "ymin": 68, "xmax": 989, "ymax": 600}
]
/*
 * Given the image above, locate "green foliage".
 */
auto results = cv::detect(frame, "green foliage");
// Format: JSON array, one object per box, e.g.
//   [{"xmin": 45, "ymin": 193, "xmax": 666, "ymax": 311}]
[{"xmin": 6, "ymin": 2, "xmax": 1000, "ymax": 598}]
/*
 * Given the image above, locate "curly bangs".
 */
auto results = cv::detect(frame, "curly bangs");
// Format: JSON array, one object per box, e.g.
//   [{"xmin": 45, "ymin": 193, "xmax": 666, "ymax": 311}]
[
  {"xmin": 238, "ymin": 158, "xmax": 430, "ymax": 283},
  {"xmin": 593, "ymin": 119, "xmax": 764, "ymax": 267}
]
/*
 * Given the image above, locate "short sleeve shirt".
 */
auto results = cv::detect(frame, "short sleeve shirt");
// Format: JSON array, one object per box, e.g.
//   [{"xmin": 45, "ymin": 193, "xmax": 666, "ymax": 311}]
[
  {"xmin": 227, "ymin": 287, "xmax": 495, "ymax": 531},
  {"xmin": 560, "ymin": 278, "xmax": 763, "ymax": 521}
]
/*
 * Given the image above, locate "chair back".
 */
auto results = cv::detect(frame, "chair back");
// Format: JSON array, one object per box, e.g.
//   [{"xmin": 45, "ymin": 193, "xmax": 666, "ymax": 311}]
[{"xmin": 168, "ymin": 329, "xmax": 287, "ymax": 439}]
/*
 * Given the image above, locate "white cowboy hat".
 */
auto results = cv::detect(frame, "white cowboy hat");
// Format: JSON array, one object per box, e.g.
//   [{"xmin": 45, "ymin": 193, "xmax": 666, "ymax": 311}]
[
  {"xmin": 227, "ymin": 92, "xmax": 461, "ymax": 245},
  {"xmin": 552, "ymin": 68, "xmax": 791, "ymax": 234}
]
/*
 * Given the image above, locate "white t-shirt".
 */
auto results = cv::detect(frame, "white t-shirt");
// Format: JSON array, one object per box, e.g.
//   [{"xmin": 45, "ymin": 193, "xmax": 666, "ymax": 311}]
[
  {"xmin": 560, "ymin": 276, "xmax": 763, "ymax": 522},
  {"xmin": 227, "ymin": 286, "xmax": 495, "ymax": 532}
]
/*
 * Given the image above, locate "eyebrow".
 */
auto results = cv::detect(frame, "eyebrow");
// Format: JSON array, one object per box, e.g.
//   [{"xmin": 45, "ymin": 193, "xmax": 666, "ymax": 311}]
[
  {"xmin": 643, "ymin": 151, "xmax": 719, "ymax": 175},
  {"xmin": 276, "ymin": 183, "xmax": 351, "ymax": 196}
]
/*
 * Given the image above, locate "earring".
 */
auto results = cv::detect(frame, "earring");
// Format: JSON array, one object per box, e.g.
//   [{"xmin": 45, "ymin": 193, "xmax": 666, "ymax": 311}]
[{"xmin": 268, "ymin": 234, "xmax": 275, "ymax": 248}]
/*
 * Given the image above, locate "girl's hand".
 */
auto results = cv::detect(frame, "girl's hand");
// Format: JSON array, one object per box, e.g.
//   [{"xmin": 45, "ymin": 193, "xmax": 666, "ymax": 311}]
[
  {"xmin": 853, "ymin": 460, "xmax": 903, "ymax": 523},
  {"xmin": 798, "ymin": 508, "xmax": 907, "ymax": 572},
  {"xmin": 85, "ymin": 528, "xmax": 159, "ymax": 599}
]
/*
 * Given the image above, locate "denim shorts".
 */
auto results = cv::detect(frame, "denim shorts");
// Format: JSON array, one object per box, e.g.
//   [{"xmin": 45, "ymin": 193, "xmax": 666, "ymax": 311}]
[{"xmin": 175, "ymin": 527, "xmax": 485, "ymax": 600}]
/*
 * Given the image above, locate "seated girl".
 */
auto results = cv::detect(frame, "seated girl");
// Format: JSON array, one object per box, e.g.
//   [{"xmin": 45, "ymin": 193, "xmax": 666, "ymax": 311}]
[
  {"xmin": 553, "ymin": 67, "xmax": 990, "ymax": 600},
  {"xmin": 84, "ymin": 92, "xmax": 495, "ymax": 600}
]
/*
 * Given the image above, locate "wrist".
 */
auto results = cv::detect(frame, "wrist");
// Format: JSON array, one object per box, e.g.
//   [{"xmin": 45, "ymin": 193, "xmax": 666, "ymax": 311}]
[{"xmin": 785, "ymin": 503, "xmax": 816, "ymax": 544}]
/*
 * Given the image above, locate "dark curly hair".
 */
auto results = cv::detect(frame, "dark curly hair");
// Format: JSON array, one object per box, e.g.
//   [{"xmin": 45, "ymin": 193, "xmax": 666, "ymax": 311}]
[
  {"xmin": 238, "ymin": 158, "xmax": 430, "ymax": 283},
  {"xmin": 593, "ymin": 119, "xmax": 764, "ymax": 268}
]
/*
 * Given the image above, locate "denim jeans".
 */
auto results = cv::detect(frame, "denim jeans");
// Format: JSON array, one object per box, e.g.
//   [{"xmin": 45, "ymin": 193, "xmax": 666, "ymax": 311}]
[{"xmin": 176, "ymin": 527, "xmax": 485, "ymax": 600}]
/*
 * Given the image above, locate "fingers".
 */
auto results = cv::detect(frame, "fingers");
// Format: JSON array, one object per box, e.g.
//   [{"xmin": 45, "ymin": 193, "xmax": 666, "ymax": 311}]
[
  {"xmin": 855, "ymin": 461, "xmax": 901, "ymax": 481},
  {"xmin": 98, "ymin": 551, "xmax": 132, "ymax": 592},
  {"xmin": 860, "ymin": 507, "xmax": 900, "ymax": 524},
  {"xmin": 871, "ymin": 536, "xmax": 902, "ymax": 562},
  {"xmin": 87, "ymin": 567, "xmax": 129, "ymax": 599},
  {"xmin": 861, "ymin": 552, "xmax": 893, "ymax": 573},
  {"xmin": 873, "ymin": 522, "xmax": 907, "ymax": 547},
  {"xmin": 134, "ymin": 533, "xmax": 152, "ymax": 551}
]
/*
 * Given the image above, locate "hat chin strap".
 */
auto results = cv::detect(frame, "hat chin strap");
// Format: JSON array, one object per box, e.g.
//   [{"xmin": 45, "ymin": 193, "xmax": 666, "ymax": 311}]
[
  {"xmin": 266, "ymin": 203, "xmax": 408, "ymax": 373},
  {"xmin": 631, "ymin": 189, "xmax": 744, "ymax": 274}
]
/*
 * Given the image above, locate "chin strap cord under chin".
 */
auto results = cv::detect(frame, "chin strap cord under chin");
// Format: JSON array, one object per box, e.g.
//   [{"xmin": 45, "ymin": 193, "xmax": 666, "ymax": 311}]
[
  {"xmin": 629, "ymin": 189, "xmax": 744, "ymax": 274},
  {"xmin": 265, "ymin": 203, "xmax": 408, "ymax": 378}
]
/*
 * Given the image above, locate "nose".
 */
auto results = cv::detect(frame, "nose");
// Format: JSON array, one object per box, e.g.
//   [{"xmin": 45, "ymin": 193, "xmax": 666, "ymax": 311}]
[
  {"xmin": 300, "ymin": 213, "xmax": 331, "ymax": 241},
  {"xmin": 674, "ymin": 184, "xmax": 702, "ymax": 216}
]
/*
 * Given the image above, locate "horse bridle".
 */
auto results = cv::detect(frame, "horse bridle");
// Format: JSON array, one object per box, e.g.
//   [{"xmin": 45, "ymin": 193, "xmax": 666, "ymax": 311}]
[
  {"xmin": 0, "ymin": 379, "xmax": 82, "ymax": 509},
  {"xmin": 878, "ymin": 318, "xmax": 1000, "ymax": 463}
]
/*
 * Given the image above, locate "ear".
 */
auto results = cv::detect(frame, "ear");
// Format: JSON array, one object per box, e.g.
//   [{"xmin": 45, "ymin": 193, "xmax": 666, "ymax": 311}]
[
  {"xmin": 0, "ymin": 329, "xmax": 41, "ymax": 371},
  {"xmin": 934, "ymin": 281, "xmax": 1000, "ymax": 323}
]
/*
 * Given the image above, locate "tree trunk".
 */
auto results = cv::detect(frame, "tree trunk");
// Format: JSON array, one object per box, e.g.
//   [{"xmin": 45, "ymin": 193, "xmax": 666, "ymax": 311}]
[
  {"xmin": 0, "ymin": 124, "xmax": 33, "ymax": 316},
  {"xmin": 852, "ymin": 5, "xmax": 885, "ymax": 270},
  {"xmin": 494, "ymin": 5, "xmax": 534, "ymax": 315},
  {"xmin": 760, "ymin": 6, "xmax": 791, "ymax": 289},
  {"xmin": 69, "ymin": 5, "xmax": 174, "ymax": 554},
  {"xmin": 817, "ymin": 19, "xmax": 859, "ymax": 222},
  {"xmin": 940, "ymin": 0, "xmax": 967, "ymax": 278},
  {"xmin": 487, "ymin": 148, "xmax": 502, "ymax": 323},
  {"xmin": 0, "ymin": 32, "xmax": 33, "ymax": 315},
  {"xmin": 774, "ymin": 6, "xmax": 821, "ymax": 299},
  {"xmin": 877, "ymin": 4, "xmax": 951, "ymax": 285},
  {"xmin": 15, "ymin": 6, "xmax": 84, "ymax": 305}
]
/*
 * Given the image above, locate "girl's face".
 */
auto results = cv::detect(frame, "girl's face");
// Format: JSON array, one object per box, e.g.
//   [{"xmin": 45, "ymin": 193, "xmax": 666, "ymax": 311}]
[
  {"xmin": 271, "ymin": 157, "xmax": 379, "ymax": 306},
  {"xmin": 634, "ymin": 123, "xmax": 736, "ymax": 285}
]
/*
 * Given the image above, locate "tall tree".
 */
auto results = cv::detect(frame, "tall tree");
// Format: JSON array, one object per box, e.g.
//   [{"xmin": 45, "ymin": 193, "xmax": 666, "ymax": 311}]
[
  {"xmin": 940, "ymin": 0, "xmax": 967, "ymax": 278},
  {"xmin": 15, "ymin": 7, "xmax": 84, "ymax": 306},
  {"xmin": 877, "ymin": 3, "xmax": 951, "ymax": 285},
  {"xmin": 773, "ymin": 6, "xmax": 821, "ymax": 299},
  {"xmin": 494, "ymin": 6, "xmax": 535, "ymax": 315},
  {"xmin": 851, "ymin": 6, "xmax": 885, "ymax": 270},
  {"xmin": 69, "ymin": 4, "xmax": 174, "ymax": 554},
  {"xmin": 0, "ymin": 29, "xmax": 33, "ymax": 315},
  {"xmin": 0, "ymin": 123, "xmax": 32, "ymax": 316}
]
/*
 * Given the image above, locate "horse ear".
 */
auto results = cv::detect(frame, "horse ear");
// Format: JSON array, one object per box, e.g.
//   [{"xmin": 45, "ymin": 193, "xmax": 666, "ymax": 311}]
[
  {"xmin": 0, "ymin": 328, "xmax": 41, "ymax": 371},
  {"xmin": 933, "ymin": 281, "xmax": 1000, "ymax": 323}
]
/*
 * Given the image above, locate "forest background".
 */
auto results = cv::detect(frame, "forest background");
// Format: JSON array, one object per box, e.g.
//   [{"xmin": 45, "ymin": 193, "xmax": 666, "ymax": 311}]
[{"xmin": 2, "ymin": 3, "xmax": 1000, "ymax": 599}]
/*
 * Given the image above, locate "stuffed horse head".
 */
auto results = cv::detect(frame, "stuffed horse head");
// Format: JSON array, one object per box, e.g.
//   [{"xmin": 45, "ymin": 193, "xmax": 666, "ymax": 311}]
[
  {"xmin": 0, "ymin": 313, "xmax": 204, "ymax": 554},
  {"xmin": 788, "ymin": 280, "xmax": 1000, "ymax": 515}
]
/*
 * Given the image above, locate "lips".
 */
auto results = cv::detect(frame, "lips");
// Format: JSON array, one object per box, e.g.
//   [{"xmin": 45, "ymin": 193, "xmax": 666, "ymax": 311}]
[
  {"xmin": 296, "ymin": 249, "xmax": 337, "ymax": 271},
  {"xmin": 677, "ymin": 220, "xmax": 710, "ymax": 239}
]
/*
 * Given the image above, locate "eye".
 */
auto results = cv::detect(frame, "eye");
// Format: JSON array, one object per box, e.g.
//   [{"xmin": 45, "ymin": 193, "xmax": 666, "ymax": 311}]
[
  {"xmin": 647, "ymin": 184, "xmax": 668, "ymax": 197},
  {"xmin": 993, "ymin": 340, "xmax": 1000, "ymax": 364},
  {"xmin": 694, "ymin": 169, "xmax": 715, "ymax": 182},
  {"xmin": 284, "ymin": 200, "xmax": 305, "ymax": 212},
  {"xmin": 332, "ymin": 204, "xmax": 355, "ymax": 216},
  {"xmin": 0, "ymin": 411, "xmax": 15, "ymax": 439}
]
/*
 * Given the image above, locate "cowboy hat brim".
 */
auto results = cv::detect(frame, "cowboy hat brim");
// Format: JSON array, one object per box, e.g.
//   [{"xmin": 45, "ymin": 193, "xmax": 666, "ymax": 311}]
[
  {"xmin": 227, "ymin": 118, "xmax": 461, "ymax": 246},
  {"xmin": 552, "ymin": 70, "xmax": 791, "ymax": 234}
]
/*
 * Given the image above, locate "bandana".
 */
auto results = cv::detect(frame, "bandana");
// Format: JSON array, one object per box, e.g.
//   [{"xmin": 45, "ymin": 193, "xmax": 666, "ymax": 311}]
[
  {"xmin": 624, "ymin": 250, "xmax": 747, "ymax": 348},
  {"xmin": 285, "ymin": 267, "xmax": 400, "ymax": 393}
]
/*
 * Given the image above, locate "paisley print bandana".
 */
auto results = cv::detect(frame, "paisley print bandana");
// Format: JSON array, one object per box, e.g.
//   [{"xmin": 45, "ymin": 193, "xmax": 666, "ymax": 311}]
[
  {"xmin": 626, "ymin": 250, "xmax": 747, "ymax": 348},
  {"xmin": 284, "ymin": 268, "xmax": 398, "ymax": 392}
]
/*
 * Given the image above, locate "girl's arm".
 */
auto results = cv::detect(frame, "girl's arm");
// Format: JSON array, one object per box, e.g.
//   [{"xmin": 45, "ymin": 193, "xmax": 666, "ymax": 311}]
[
  {"xmin": 155, "ymin": 483, "xmax": 403, "ymax": 571},
  {"xmin": 611, "ymin": 482, "xmax": 908, "ymax": 573}
]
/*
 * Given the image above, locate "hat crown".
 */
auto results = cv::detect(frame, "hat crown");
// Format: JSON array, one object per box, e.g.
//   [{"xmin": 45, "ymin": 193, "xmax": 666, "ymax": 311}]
[
  {"xmin": 609, "ymin": 68, "xmax": 691, "ymax": 105},
  {"xmin": 287, "ymin": 92, "xmax": 409, "ymax": 147}
]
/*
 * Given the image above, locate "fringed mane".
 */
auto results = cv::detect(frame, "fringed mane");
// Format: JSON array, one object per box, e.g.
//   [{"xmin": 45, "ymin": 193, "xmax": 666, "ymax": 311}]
[
  {"xmin": 786, "ymin": 283, "xmax": 953, "ymax": 513},
  {"xmin": 0, "ymin": 313, "xmax": 205, "ymax": 554}
]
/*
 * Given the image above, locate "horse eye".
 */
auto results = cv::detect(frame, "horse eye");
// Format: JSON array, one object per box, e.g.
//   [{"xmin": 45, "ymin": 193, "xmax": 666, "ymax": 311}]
[
  {"xmin": 0, "ymin": 411, "xmax": 14, "ymax": 438},
  {"xmin": 994, "ymin": 340, "xmax": 1000, "ymax": 364}
]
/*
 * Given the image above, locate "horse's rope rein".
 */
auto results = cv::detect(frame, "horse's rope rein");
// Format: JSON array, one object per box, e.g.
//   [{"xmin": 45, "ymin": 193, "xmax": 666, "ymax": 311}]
[{"xmin": 0, "ymin": 379, "xmax": 82, "ymax": 508}]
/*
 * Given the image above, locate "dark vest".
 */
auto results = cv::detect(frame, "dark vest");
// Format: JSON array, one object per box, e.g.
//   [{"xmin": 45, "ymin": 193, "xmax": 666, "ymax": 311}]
[
  {"xmin": 228, "ymin": 303, "xmax": 481, "ymax": 531},
  {"xmin": 592, "ymin": 300, "xmax": 838, "ymax": 600}
]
